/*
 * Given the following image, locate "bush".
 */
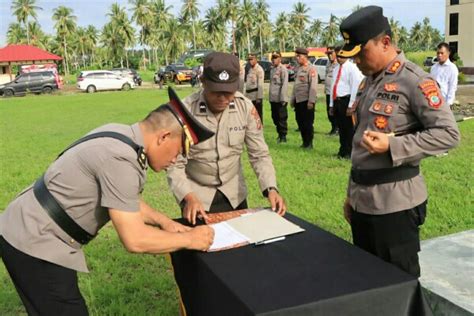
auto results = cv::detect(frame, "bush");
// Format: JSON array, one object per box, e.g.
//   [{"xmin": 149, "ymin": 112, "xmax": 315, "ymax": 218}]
[
  {"xmin": 405, "ymin": 51, "xmax": 433, "ymax": 67},
  {"xmin": 458, "ymin": 72, "xmax": 467, "ymax": 84}
]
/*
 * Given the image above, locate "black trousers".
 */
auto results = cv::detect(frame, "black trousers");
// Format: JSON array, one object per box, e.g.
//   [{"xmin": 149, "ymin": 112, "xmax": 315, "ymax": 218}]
[
  {"xmin": 0, "ymin": 236, "xmax": 88, "ymax": 316},
  {"xmin": 270, "ymin": 102, "xmax": 288, "ymax": 138},
  {"xmin": 208, "ymin": 190, "xmax": 248, "ymax": 213},
  {"xmin": 294, "ymin": 101, "xmax": 315, "ymax": 146},
  {"xmin": 325, "ymin": 94, "xmax": 337, "ymax": 131},
  {"xmin": 252, "ymin": 100, "xmax": 263, "ymax": 124},
  {"xmin": 350, "ymin": 201, "xmax": 427, "ymax": 277},
  {"xmin": 334, "ymin": 96, "xmax": 354, "ymax": 157}
]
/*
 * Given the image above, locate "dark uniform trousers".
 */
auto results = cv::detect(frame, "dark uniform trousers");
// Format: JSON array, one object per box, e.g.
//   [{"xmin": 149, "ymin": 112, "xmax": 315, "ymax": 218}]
[
  {"xmin": 350, "ymin": 201, "xmax": 427, "ymax": 277},
  {"xmin": 270, "ymin": 102, "xmax": 288, "ymax": 139},
  {"xmin": 334, "ymin": 95, "xmax": 353, "ymax": 157},
  {"xmin": 295, "ymin": 101, "xmax": 315, "ymax": 147},
  {"xmin": 0, "ymin": 236, "xmax": 89, "ymax": 316},
  {"xmin": 208, "ymin": 190, "xmax": 248, "ymax": 213},
  {"xmin": 252, "ymin": 100, "xmax": 263, "ymax": 125},
  {"xmin": 325, "ymin": 94, "xmax": 337, "ymax": 132}
]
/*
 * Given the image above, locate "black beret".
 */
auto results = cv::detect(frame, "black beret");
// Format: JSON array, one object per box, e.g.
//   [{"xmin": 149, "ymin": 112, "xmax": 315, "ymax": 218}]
[
  {"xmin": 339, "ymin": 6, "xmax": 391, "ymax": 57},
  {"xmin": 271, "ymin": 51, "xmax": 282, "ymax": 58}
]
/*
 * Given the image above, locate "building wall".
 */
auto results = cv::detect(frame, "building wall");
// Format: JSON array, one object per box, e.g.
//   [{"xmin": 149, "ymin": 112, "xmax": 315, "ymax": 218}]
[{"xmin": 445, "ymin": 0, "xmax": 474, "ymax": 68}]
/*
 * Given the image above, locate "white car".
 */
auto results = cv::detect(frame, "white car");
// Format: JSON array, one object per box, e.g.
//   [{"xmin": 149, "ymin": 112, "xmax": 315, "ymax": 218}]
[
  {"xmin": 312, "ymin": 57, "xmax": 330, "ymax": 83},
  {"xmin": 77, "ymin": 70, "xmax": 135, "ymax": 93}
]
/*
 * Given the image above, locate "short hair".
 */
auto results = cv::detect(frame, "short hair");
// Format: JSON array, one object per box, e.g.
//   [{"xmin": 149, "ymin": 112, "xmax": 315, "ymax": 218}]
[
  {"xmin": 334, "ymin": 46, "xmax": 342, "ymax": 53},
  {"xmin": 437, "ymin": 42, "xmax": 450, "ymax": 52},
  {"xmin": 373, "ymin": 29, "xmax": 393, "ymax": 42},
  {"xmin": 142, "ymin": 105, "xmax": 182, "ymax": 135}
]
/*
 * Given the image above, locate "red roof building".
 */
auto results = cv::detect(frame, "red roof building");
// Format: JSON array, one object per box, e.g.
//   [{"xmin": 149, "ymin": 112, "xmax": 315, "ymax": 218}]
[{"xmin": 0, "ymin": 45, "xmax": 62, "ymax": 82}]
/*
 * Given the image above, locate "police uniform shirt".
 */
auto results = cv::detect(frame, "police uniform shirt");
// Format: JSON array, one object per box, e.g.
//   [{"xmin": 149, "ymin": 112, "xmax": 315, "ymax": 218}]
[
  {"xmin": 349, "ymin": 53, "xmax": 460, "ymax": 214},
  {"xmin": 430, "ymin": 59, "xmax": 458, "ymax": 105},
  {"xmin": 0, "ymin": 123, "xmax": 147, "ymax": 272},
  {"xmin": 269, "ymin": 63, "xmax": 289, "ymax": 103},
  {"xmin": 291, "ymin": 64, "xmax": 318, "ymax": 104},
  {"xmin": 166, "ymin": 91, "xmax": 277, "ymax": 211},
  {"xmin": 324, "ymin": 61, "xmax": 337, "ymax": 95},
  {"xmin": 245, "ymin": 63, "xmax": 264, "ymax": 101},
  {"xmin": 329, "ymin": 60, "xmax": 364, "ymax": 108}
]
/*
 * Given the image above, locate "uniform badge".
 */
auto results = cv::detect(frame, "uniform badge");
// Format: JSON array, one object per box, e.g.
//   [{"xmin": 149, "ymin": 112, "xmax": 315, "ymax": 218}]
[
  {"xmin": 229, "ymin": 101, "xmax": 236, "ymax": 109},
  {"xmin": 419, "ymin": 79, "xmax": 443, "ymax": 109},
  {"xmin": 199, "ymin": 102, "xmax": 207, "ymax": 113},
  {"xmin": 219, "ymin": 70, "xmax": 229, "ymax": 81},
  {"xmin": 428, "ymin": 93, "xmax": 442, "ymax": 108},
  {"xmin": 374, "ymin": 116, "xmax": 388, "ymax": 130},
  {"xmin": 251, "ymin": 106, "xmax": 262, "ymax": 130},
  {"xmin": 310, "ymin": 69, "xmax": 316, "ymax": 77},
  {"xmin": 137, "ymin": 147, "xmax": 147, "ymax": 170},
  {"xmin": 384, "ymin": 83, "xmax": 398, "ymax": 92},
  {"xmin": 373, "ymin": 102, "xmax": 382, "ymax": 111},
  {"xmin": 387, "ymin": 61, "xmax": 401, "ymax": 73},
  {"xmin": 384, "ymin": 104, "xmax": 393, "ymax": 114}
]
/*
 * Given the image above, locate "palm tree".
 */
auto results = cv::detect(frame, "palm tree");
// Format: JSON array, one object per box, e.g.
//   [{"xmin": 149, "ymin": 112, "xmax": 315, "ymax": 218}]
[
  {"xmin": 27, "ymin": 21, "xmax": 48, "ymax": 50},
  {"xmin": 203, "ymin": 7, "xmax": 225, "ymax": 50},
  {"xmin": 11, "ymin": 0, "xmax": 42, "ymax": 45},
  {"xmin": 409, "ymin": 22, "xmax": 423, "ymax": 51},
  {"xmin": 389, "ymin": 17, "xmax": 401, "ymax": 47},
  {"xmin": 129, "ymin": 0, "xmax": 153, "ymax": 69},
  {"xmin": 7, "ymin": 23, "xmax": 26, "ymax": 44},
  {"xmin": 85, "ymin": 25, "xmax": 98, "ymax": 66},
  {"xmin": 238, "ymin": 0, "xmax": 254, "ymax": 55},
  {"xmin": 274, "ymin": 12, "xmax": 289, "ymax": 52},
  {"xmin": 421, "ymin": 17, "xmax": 433, "ymax": 51},
  {"xmin": 181, "ymin": 0, "xmax": 200, "ymax": 50},
  {"xmin": 219, "ymin": 0, "xmax": 239, "ymax": 53},
  {"xmin": 150, "ymin": 0, "xmax": 173, "ymax": 67},
  {"xmin": 321, "ymin": 14, "xmax": 340, "ymax": 47},
  {"xmin": 162, "ymin": 18, "xmax": 186, "ymax": 63},
  {"xmin": 307, "ymin": 19, "xmax": 323, "ymax": 47},
  {"xmin": 351, "ymin": 5, "xmax": 364, "ymax": 12},
  {"xmin": 108, "ymin": 3, "xmax": 136, "ymax": 68},
  {"xmin": 290, "ymin": 2, "xmax": 310, "ymax": 47},
  {"xmin": 52, "ymin": 6, "xmax": 77, "ymax": 75},
  {"xmin": 398, "ymin": 26, "xmax": 409, "ymax": 51},
  {"xmin": 255, "ymin": 0, "xmax": 270, "ymax": 57}
]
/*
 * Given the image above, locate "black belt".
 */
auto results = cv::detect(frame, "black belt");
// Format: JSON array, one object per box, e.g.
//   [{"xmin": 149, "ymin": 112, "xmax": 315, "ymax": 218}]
[
  {"xmin": 246, "ymin": 88, "xmax": 258, "ymax": 93},
  {"xmin": 351, "ymin": 165, "xmax": 419, "ymax": 185},
  {"xmin": 334, "ymin": 95, "xmax": 350, "ymax": 100},
  {"xmin": 33, "ymin": 175, "xmax": 95, "ymax": 244}
]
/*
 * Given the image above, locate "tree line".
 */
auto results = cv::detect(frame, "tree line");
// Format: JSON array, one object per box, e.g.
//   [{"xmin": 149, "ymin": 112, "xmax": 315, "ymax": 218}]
[{"xmin": 7, "ymin": 0, "xmax": 444, "ymax": 75}]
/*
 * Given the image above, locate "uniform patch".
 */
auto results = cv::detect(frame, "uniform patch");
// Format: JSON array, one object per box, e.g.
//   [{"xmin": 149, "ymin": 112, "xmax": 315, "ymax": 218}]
[
  {"xmin": 251, "ymin": 106, "xmax": 262, "ymax": 130},
  {"xmin": 376, "ymin": 91, "xmax": 399, "ymax": 102},
  {"xmin": 374, "ymin": 116, "xmax": 388, "ymax": 129},
  {"xmin": 387, "ymin": 60, "xmax": 401, "ymax": 73},
  {"xmin": 373, "ymin": 102, "xmax": 382, "ymax": 111},
  {"xmin": 428, "ymin": 94, "xmax": 442, "ymax": 108},
  {"xmin": 199, "ymin": 102, "xmax": 207, "ymax": 113},
  {"xmin": 419, "ymin": 79, "xmax": 443, "ymax": 109},
  {"xmin": 384, "ymin": 83, "xmax": 398, "ymax": 92},
  {"xmin": 310, "ymin": 69, "xmax": 316, "ymax": 77},
  {"xmin": 384, "ymin": 104, "xmax": 393, "ymax": 114}
]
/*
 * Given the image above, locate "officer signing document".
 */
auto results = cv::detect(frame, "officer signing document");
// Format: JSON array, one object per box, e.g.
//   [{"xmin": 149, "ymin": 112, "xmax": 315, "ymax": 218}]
[{"xmin": 0, "ymin": 88, "xmax": 215, "ymax": 315}]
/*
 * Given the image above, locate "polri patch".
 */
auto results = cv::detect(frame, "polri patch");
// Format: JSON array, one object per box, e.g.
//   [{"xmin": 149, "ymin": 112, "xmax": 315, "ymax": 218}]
[
  {"xmin": 384, "ymin": 83, "xmax": 398, "ymax": 92},
  {"xmin": 384, "ymin": 104, "xmax": 394, "ymax": 114},
  {"xmin": 251, "ymin": 106, "xmax": 262, "ymax": 130},
  {"xmin": 374, "ymin": 116, "xmax": 388, "ymax": 129},
  {"xmin": 419, "ymin": 79, "xmax": 443, "ymax": 109}
]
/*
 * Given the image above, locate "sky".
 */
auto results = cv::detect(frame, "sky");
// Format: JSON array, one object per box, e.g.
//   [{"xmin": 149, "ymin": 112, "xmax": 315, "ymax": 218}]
[{"xmin": 0, "ymin": 0, "xmax": 446, "ymax": 47}]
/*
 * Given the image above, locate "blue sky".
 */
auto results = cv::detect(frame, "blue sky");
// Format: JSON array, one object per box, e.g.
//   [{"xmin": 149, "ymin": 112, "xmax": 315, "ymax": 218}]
[{"xmin": 0, "ymin": 0, "xmax": 446, "ymax": 47}]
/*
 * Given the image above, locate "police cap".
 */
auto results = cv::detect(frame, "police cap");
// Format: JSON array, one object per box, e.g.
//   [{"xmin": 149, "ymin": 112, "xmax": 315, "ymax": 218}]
[
  {"xmin": 164, "ymin": 87, "xmax": 214, "ymax": 155},
  {"xmin": 247, "ymin": 53, "xmax": 257, "ymax": 60},
  {"xmin": 202, "ymin": 52, "xmax": 240, "ymax": 92},
  {"xmin": 339, "ymin": 6, "xmax": 391, "ymax": 58},
  {"xmin": 271, "ymin": 51, "xmax": 282, "ymax": 59},
  {"xmin": 295, "ymin": 47, "xmax": 308, "ymax": 55}
]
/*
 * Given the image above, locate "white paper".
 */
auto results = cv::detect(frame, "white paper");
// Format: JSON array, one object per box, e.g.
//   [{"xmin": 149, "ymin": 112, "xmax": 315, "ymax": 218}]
[{"xmin": 209, "ymin": 222, "xmax": 251, "ymax": 252}]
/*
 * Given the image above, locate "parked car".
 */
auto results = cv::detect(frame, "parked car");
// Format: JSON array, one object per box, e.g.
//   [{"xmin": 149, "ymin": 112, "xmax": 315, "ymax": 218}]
[
  {"xmin": 155, "ymin": 64, "xmax": 193, "ymax": 84},
  {"xmin": 111, "ymin": 68, "xmax": 142, "ymax": 86},
  {"xmin": 423, "ymin": 56, "xmax": 438, "ymax": 67},
  {"xmin": 0, "ymin": 71, "xmax": 58, "ymax": 97},
  {"xmin": 312, "ymin": 57, "xmax": 330, "ymax": 83},
  {"xmin": 77, "ymin": 70, "xmax": 135, "ymax": 93}
]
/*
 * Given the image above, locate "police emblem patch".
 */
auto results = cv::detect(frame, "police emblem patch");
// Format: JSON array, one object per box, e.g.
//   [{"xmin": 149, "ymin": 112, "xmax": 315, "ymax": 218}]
[
  {"xmin": 373, "ymin": 102, "xmax": 382, "ymax": 111},
  {"xmin": 219, "ymin": 70, "xmax": 230, "ymax": 81},
  {"xmin": 384, "ymin": 104, "xmax": 393, "ymax": 114},
  {"xmin": 419, "ymin": 79, "xmax": 443, "ymax": 109},
  {"xmin": 374, "ymin": 116, "xmax": 388, "ymax": 129},
  {"xmin": 251, "ymin": 106, "xmax": 262, "ymax": 130},
  {"xmin": 384, "ymin": 83, "xmax": 398, "ymax": 92}
]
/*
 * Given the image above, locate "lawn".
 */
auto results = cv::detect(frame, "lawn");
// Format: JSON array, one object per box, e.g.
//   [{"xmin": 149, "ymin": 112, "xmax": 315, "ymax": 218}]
[{"xmin": 0, "ymin": 87, "xmax": 472, "ymax": 315}]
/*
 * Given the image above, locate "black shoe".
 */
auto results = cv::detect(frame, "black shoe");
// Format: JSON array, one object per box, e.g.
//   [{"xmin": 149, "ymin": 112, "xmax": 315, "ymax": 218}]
[
  {"xmin": 277, "ymin": 136, "xmax": 287, "ymax": 143},
  {"xmin": 328, "ymin": 128, "xmax": 338, "ymax": 135},
  {"xmin": 301, "ymin": 144, "xmax": 313, "ymax": 150}
]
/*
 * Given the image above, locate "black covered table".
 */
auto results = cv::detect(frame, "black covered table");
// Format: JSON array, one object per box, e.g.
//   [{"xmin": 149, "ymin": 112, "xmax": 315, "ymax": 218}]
[{"xmin": 171, "ymin": 214, "xmax": 431, "ymax": 316}]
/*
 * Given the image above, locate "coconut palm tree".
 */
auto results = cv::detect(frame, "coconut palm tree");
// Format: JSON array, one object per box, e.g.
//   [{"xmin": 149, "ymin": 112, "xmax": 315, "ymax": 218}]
[
  {"xmin": 218, "ymin": 0, "xmax": 239, "ymax": 53},
  {"xmin": 7, "ymin": 23, "xmax": 27, "ymax": 44},
  {"xmin": 52, "ymin": 5, "xmax": 77, "ymax": 75},
  {"xmin": 321, "ymin": 14, "xmax": 340, "ymax": 47},
  {"xmin": 181, "ymin": 0, "xmax": 200, "ymax": 50},
  {"xmin": 27, "ymin": 21, "xmax": 48, "ymax": 50},
  {"xmin": 290, "ymin": 1, "xmax": 310, "ymax": 47},
  {"xmin": 150, "ymin": 0, "xmax": 173, "ymax": 66},
  {"xmin": 238, "ymin": 0, "xmax": 254, "ymax": 55},
  {"xmin": 108, "ymin": 3, "xmax": 136, "ymax": 68},
  {"xmin": 398, "ymin": 26, "xmax": 409, "ymax": 51},
  {"xmin": 129, "ymin": 0, "xmax": 153, "ymax": 68},
  {"xmin": 162, "ymin": 18, "xmax": 186, "ymax": 63},
  {"xmin": 85, "ymin": 25, "xmax": 98, "ymax": 65},
  {"xmin": 389, "ymin": 17, "xmax": 401, "ymax": 47},
  {"xmin": 307, "ymin": 19, "xmax": 323, "ymax": 47},
  {"xmin": 255, "ymin": 0, "xmax": 270, "ymax": 57},
  {"xmin": 409, "ymin": 22, "xmax": 423, "ymax": 51},
  {"xmin": 11, "ymin": 0, "xmax": 42, "ymax": 45},
  {"xmin": 203, "ymin": 7, "xmax": 225, "ymax": 51},
  {"xmin": 274, "ymin": 12, "xmax": 289, "ymax": 52}
]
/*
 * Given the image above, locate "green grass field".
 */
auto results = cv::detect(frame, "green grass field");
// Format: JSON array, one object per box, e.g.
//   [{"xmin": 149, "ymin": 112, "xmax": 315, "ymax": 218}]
[{"xmin": 0, "ymin": 87, "xmax": 473, "ymax": 315}]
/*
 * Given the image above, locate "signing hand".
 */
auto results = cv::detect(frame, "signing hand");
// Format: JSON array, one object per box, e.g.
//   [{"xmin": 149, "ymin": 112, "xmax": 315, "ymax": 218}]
[
  {"xmin": 186, "ymin": 225, "xmax": 215, "ymax": 251},
  {"xmin": 361, "ymin": 130, "xmax": 390, "ymax": 154},
  {"xmin": 267, "ymin": 190, "xmax": 287, "ymax": 216},
  {"xmin": 182, "ymin": 192, "xmax": 208, "ymax": 225}
]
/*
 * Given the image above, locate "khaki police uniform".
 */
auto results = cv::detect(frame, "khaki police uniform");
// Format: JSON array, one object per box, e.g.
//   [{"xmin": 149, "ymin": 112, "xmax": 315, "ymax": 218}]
[
  {"xmin": 0, "ymin": 123, "xmax": 147, "ymax": 273},
  {"xmin": 245, "ymin": 63, "xmax": 265, "ymax": 121},
  {"xmin": 167, "ymin": 91, "xmax": 277, "ymax": 212},
  {"xmin": 291, "ymin": 63, "xmax": 318, "ymax": 147},
  {"xmin": 238, "ymin": 63, "xmax": 246, "ymax": 93},
  {"xmin": 269, "ymin": 63, "xmax": 289, "ymax": 141},
  {"xmin": 325, "ymin": 60, "xmax": 338, "ymax": 132}
]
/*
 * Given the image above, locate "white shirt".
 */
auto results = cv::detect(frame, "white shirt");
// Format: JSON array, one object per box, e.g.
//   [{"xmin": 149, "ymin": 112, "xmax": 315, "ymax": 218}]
[
  {"xmin": 329, "ymin": 60, "xmax": 364, "ymax": 108},
  {"xmin": 430, "ymin": 59, "xmax": 458, "ymax": 105}
]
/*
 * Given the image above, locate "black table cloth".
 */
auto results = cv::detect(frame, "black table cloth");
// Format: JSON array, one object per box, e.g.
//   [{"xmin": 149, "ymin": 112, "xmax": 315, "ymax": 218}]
[{"xmin": 171, "ymin": 213, "xmax": 431, "ymax": 316}]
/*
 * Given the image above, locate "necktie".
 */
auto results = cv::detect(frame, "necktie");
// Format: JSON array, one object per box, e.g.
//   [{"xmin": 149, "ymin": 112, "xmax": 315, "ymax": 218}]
[{"xmin": 332, "ymin": 63, "xmax": 343, "ymax": 99}]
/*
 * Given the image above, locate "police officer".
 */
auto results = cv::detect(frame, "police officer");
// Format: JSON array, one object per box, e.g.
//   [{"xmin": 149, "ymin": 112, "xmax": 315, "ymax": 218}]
[
  {"xmin": 245, "ymin": 53, "xmax": 265, "ymax": 122},
  {"xmin": 325, "ymin": 47, "xmax": 338, "ymax": 135},
  {"xmin": 269, "ymin": 51, "xmax": 289, "ymax": 143},
  {"xmin": 340, "ymin": 6, "xmax": 460, "ymax": 277},
  {"xmin": 291, "ymin": 47, "xmax": 318, "ymax": 149},
  {"xmin": 0, "ymin": 88, "xmax": 215, "ymax": 315},
  {"xmin": 166, "ymin": 52, "xmax": 287, "ymax": 225}
]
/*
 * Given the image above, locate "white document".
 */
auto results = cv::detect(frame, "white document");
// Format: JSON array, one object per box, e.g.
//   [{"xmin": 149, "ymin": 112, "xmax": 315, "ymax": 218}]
[{"xmin": 208, "ymin": 221, "xmax": 251, "ymax": 252}]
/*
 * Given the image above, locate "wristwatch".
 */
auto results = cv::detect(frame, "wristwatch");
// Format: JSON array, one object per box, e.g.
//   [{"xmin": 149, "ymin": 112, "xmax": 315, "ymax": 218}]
[{"xmin": 263, "ymin": 186, "xmax": 279, "ymax": 197}]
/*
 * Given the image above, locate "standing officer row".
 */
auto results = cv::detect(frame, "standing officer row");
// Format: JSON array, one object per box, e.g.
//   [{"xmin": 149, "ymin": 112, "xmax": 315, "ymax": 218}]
[
  {"xmin": 245, "ymin": 53, "xmax": 265, "ymax": 123},
  {"xmin": 269, "ymin": 51, "xmax": 289, "ymax": 143},
  {"xmin": 324, "ymin": 47, "xmax": 339, "ymax": 135},
  {"xmin": 291, "ymin": 47, "xmax": 318, "ymax": 149}
]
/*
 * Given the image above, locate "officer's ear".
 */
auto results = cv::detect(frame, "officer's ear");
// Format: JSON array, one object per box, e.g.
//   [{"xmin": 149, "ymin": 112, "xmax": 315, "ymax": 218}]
[{"xmin": 156, "ymin": 130, "xmax": 172, "ymax": 146}]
